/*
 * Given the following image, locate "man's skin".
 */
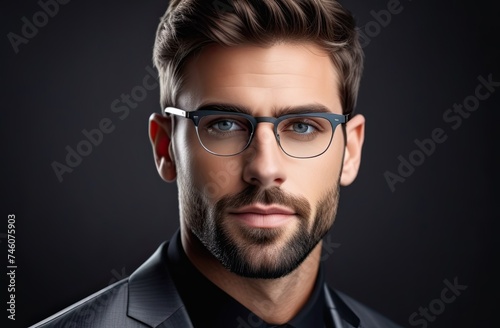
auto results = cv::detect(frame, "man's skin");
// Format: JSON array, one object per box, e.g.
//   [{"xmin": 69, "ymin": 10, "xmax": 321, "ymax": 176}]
[{"xmin": 148, "ymin": 42, "xmax": 365, "ymax": 325}]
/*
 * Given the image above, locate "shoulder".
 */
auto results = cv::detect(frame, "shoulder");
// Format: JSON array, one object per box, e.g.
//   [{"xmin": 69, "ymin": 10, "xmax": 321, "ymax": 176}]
[
  {"xmin": 29, "ymin": 279, "xmax": 136, "ymax": 327},
  {"xmin": 29, "ymin": 240, "xmax": 193, "ymax": 328},
  {"xmin": 329, "ymin": 287, "xmax": 404, "ymax": 328}
]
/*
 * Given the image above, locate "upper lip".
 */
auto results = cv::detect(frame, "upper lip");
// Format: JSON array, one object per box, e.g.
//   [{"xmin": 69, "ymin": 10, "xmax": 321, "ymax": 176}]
[{"xmin": 229, "ymin": 204, "xmax": 296, "ymax": 215}]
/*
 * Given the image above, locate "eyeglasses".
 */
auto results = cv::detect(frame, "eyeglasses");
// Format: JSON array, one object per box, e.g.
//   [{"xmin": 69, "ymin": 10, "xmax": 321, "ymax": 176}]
[{"xmin": 164, "ymin": 107, "xmax": 348, "ymax": 159}]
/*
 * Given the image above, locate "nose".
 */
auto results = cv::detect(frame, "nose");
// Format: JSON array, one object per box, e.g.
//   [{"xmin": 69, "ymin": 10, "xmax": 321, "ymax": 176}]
[{"xmin": 242, "ymin": 123, "xmax": 286, "ymax": 188}]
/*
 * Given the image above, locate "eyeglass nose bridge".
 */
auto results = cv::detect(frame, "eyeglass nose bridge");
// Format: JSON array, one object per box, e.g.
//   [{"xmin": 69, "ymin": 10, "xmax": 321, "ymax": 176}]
[{"xmin": 248, "ymin": 116, "xmax": 283, "ymax": 148}]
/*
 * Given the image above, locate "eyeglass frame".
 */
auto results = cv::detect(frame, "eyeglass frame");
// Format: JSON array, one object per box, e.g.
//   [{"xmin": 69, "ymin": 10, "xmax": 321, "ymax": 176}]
[{"xmin": 164, "ymin": 106, "xmax": 349, "ymax": 159}]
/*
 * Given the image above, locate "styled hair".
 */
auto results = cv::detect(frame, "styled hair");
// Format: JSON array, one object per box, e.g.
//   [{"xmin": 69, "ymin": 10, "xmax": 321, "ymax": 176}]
[{"xmin": 153, "ymin": 0, "xmax": 364, "ymax": 115}]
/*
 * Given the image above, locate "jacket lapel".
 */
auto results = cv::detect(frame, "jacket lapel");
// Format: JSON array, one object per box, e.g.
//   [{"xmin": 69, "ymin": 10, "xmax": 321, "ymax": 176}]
[
  {"xmin": 324, "ymin": 285, "xmax": 361, "ymax": 328},
  {"xmin": 127, "ymin": 241, "xmax": 193, "ymax": 328}
]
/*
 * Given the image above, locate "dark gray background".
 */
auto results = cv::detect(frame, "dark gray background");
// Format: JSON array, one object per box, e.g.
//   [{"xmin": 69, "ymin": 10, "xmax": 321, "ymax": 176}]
[{"xmin": 1, "ymin": 0, "xmax": 498, "ymax": 327}]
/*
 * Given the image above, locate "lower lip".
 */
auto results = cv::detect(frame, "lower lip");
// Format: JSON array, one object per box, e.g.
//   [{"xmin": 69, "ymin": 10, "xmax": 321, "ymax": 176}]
[{"xmin": 230, "ymin": 213, "xmax": 295, "ymax": 228}]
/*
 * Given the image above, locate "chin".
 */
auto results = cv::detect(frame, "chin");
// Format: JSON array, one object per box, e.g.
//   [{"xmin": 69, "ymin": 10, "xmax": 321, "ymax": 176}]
[{"xmin": 214, "ymin": 222, "xmax": 319, "ymax": 279}]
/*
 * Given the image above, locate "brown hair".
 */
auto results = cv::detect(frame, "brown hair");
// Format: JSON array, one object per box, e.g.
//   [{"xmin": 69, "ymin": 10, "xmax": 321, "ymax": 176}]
[{"xmin": 153, "ymin": 0, "xmax": 364, "ymax": 115}]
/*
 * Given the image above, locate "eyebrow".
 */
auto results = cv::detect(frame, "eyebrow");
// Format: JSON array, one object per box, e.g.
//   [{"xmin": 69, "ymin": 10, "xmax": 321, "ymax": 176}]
[
  {"xmin": 196, "ymin": 103, "xmax": 251, "ymax": 114},
  {"xmin": 195, "ymin": 103, "xmax": 335, "ymax": 117}
]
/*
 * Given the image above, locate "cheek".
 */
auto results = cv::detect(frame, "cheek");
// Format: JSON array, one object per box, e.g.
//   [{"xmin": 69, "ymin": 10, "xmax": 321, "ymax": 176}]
[
  {"xmin": 192, "ymin": 154, "xmax": 220, "ymax": 198},
  {"xmin": 294, "ymin": 140, "xmax": 344, "ymax": 202},
  {"xmin": 173, "ymin": 119, "xmax": 244, "ymax": 202},
  {"xmin": 177, "ymin": 124, "xmax": 242, "ymax": 201},
  {"xmin": 302, "ymin": 162, "xmax": 338, "ymax": 193}
]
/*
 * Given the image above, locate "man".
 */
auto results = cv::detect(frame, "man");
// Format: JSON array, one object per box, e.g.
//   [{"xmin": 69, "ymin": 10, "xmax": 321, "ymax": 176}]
[{"xmin": 31, "ymin": 0, "xmax": 403, "ymax": 327}]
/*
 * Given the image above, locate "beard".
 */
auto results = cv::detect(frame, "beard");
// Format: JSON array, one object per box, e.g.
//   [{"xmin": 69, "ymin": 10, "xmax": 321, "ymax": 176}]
[{"xmin": 180, "ymin": 181, "xmax": 340, "ymax": 279}]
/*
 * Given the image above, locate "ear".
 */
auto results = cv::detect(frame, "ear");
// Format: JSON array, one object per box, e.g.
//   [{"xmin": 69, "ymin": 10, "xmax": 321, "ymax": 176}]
[
  {"xmin": 340, "ymin": 114, "xmax": 365, "ymax": 186},
  {"xmin": 148, "ymin": 113, "xmax": 176, "ymax": 182}
]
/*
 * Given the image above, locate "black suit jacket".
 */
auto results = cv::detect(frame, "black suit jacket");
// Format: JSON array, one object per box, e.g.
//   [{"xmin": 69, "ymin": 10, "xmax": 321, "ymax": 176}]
[{"xmin": 30, "ymin": 240, "xmax": 403, "ymax": 328}]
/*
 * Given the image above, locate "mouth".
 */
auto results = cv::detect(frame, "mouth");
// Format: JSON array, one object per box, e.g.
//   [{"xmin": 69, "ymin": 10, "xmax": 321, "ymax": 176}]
[{"xmin": 228, "ymin": 204, "xmax": 297, "ymax": 228}]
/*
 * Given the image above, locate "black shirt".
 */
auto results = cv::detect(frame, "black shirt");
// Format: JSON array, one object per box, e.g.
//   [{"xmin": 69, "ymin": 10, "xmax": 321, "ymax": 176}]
[{"xmin": 166, "ymin": 230, "xmax": 334, "ymax": 328}]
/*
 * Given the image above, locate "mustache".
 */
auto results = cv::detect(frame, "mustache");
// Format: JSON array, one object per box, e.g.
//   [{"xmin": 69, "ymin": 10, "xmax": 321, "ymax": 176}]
[{"xmin": 215, "ymin": 186, "xmax": 311, "ymax": 220}]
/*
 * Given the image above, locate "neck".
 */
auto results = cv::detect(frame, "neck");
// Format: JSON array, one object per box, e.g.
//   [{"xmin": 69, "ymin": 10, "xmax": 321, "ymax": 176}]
[{"xmin": 181, "ymin": 228, "xmax": 322, "ymax": 325}]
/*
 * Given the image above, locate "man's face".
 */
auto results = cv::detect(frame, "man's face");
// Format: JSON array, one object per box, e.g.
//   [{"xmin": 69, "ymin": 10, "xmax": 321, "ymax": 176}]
[{"xmin": 172, "ymin": 43, "xmax": 346, "ymax": 278}]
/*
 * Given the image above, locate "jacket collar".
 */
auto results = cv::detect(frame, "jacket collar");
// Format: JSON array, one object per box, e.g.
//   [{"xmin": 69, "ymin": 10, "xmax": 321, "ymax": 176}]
[{"xmin": 127, "ymin": 240, "xmax": 193, "ymax": 327}]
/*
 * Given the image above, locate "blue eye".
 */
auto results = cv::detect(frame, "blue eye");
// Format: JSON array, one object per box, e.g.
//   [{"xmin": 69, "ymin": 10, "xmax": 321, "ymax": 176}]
[
  {"xmin": 292, "ymin": 122, "xmax": 315, "ymax": 134},
  {"xmin": 203, "ymin": 116, "xmax": 249, "ymax": 135},
  {"xmin": 215, "ymin": 120, "xmax": 237, "ymax": 131}
]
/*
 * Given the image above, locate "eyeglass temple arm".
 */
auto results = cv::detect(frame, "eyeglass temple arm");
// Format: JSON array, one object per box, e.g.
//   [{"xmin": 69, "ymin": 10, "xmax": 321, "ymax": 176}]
[{"xmin": 164, "ymin": 107, "xmax": 187, "ymax": 117}]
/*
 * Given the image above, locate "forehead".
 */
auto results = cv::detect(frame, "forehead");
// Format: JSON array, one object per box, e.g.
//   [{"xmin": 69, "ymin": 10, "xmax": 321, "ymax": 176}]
[{"xmin": 177, "ymin": 42, "xmax": 341, "ymax": 114}]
